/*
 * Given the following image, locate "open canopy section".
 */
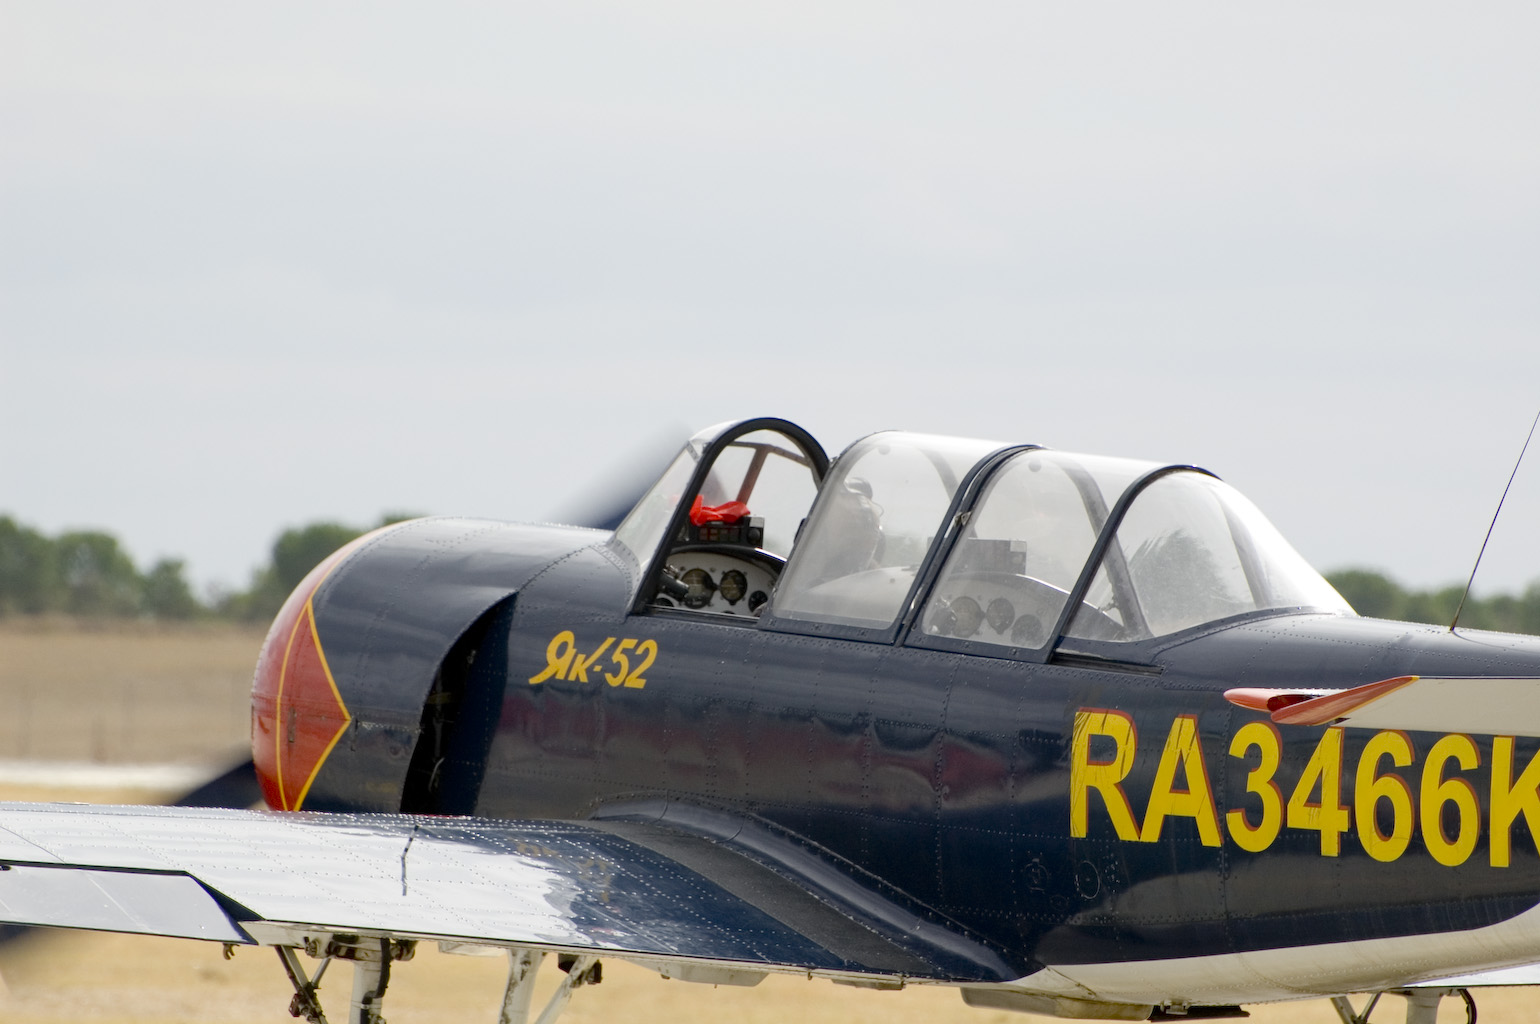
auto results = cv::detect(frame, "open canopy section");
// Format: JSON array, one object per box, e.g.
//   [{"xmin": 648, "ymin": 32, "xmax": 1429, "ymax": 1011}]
[{"xmin": 614, "ymin": 418, "xmax": 829, "ymax": 615}]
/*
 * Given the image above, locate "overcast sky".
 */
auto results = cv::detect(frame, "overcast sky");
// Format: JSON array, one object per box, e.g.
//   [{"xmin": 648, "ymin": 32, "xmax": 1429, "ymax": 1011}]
[{"xmin": 3, "ymin": 4, "xmax": 1538, "ymax": 600}]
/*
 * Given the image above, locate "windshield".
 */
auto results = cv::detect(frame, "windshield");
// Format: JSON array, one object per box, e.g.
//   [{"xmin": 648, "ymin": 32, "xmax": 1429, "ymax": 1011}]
[{"xmin": 612, "ymin": 441, "xmax": 701, "ymax": 563}]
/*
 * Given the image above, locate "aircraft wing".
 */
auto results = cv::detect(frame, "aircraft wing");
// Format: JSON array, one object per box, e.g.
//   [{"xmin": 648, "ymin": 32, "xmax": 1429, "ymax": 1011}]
[
  {"xmin": 0, "ymin": 802, "xmax": 1016, "ymax": 985},
  {"xmin": 1224, "ymin": 676, "xmax": 1540, "ymax": 737}
]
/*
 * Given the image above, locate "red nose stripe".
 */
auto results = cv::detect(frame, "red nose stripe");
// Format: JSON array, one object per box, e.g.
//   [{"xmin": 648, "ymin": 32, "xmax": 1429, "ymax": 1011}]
[
  {"xmin": 252, "ymin": 540, "xmax": 366, "ymax": 811},
  {"xmin": 270, "ymin": 601, "xmax": 351, "ymax": 810}
]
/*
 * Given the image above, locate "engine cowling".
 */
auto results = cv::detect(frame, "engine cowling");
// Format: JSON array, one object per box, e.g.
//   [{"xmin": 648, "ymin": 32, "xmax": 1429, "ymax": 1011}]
[{"xmin": 249, "ymin": 517, "xmax": 603, "ymax": 812}]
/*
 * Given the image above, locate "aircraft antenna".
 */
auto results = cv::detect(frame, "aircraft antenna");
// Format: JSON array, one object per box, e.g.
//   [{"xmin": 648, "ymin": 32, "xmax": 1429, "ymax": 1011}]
[{"xmin": 1451, "ymin": 407, "xmax": 1540, "ymax": 633}]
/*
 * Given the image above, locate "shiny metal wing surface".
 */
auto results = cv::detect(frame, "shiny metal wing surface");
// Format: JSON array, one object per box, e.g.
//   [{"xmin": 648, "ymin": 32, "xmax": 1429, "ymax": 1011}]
[{"xmin": 0, "ymin": 802, "xmax": 1012, "ymax": 984}]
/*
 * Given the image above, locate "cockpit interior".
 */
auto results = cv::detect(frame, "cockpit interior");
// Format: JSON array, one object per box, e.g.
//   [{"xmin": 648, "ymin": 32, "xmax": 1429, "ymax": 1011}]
[{"xmin": 611, "ymin": 418, "xmax": 1350, "ymax": 654}]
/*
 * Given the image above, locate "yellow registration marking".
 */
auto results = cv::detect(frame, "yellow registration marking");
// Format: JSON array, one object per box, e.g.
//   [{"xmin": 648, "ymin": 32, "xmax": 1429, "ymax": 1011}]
[
  {"xmin": 1071, "ymin": 707, "xmax": 1540, "ymax": 868},
  {"xmin": 1226, "ymin": 721, "xmax": 1283, "ymax": 853},
  {"xmin": 1354, "ymin": 730, "xmax": 1414, "ymax": 863},
  {"xmin": 529, "ymin": 630, "xmax": 657, "ymax": 688}
]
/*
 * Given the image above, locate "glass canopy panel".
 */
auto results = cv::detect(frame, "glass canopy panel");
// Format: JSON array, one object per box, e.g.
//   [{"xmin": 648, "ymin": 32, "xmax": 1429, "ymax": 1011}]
[
  {"xmin": 1066, "ymin": 471, "xmax": 1352, "ymax": 642},
  {"xmin": 771, "ymin": 432, "xmax": 1003, "ymax": 630},
  {"xmin": 612, "ymin": 440, "xmax": 702, "ymax": 563},
  {"xmin": 920, "ymin": 450, "xmax": 1156, "ymax": 649}
]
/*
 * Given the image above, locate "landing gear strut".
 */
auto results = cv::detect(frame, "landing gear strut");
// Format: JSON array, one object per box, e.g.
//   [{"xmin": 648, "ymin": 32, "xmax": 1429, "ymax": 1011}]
[
  {"xmin": 273, "ymin": 938, "xmax": 602, "ymax": 1024},
  {"xmin": 274, "ymin": 936, "xmax": 417, "ymax": 1024},
  {"xmin": 497, "ymin": 950, "xmax": 601, "ymax": 1024},
  {"xmin": 1331, "ymin": 987, "xmax": 1476, "ymax": 1024}
]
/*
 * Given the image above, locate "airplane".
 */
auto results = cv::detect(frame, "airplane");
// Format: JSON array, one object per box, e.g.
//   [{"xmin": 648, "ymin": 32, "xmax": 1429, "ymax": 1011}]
[{"xmin": 4, "ymin": 415, "xmax": 1540, "ymax": 1024}]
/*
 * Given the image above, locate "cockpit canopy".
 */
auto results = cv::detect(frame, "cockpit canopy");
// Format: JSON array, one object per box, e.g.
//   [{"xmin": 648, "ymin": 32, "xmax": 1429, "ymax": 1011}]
[
  {"xmin": 612, "ymin": 419, "xmax": 1350, "ymax": 652},
  {"xmin": 912, "ymin": 449, "xmax": 1350, "ymax": 648}
]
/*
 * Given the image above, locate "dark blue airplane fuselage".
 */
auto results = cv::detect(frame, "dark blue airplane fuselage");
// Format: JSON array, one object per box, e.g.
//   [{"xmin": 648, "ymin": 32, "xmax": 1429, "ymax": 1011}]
[{"xmin": 278, "ymin": 515, "xmax": 1540, "ymax": 981}]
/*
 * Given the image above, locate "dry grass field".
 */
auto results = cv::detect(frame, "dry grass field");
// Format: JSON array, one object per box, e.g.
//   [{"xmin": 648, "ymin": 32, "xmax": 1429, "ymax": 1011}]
[
  {"xmin": 0, "ymin": 618, "xmax": 259, "ymax": 765},
  {"xmin": 0, "ymin": 620, "xmax": 1529, "ymax": 1023}
]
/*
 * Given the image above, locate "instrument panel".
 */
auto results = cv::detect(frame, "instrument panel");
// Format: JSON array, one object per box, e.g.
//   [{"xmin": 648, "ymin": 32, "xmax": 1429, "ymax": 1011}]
[
  {"xmin": 923, "ymin": 572, "xmax": 1071, "ymax": 648},
  {"xmin": 656, "ymin": 549, "xmax": 780, "ymax": 616},
  {"xmin": 923, "ymin": 571, "xmax": 1125, "ymax": 647}
]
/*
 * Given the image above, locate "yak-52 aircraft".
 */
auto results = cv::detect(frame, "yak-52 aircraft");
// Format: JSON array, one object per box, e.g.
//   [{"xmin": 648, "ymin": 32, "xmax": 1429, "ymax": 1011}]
[{"xmin": 5, "ymin": 416, "xmax": 1540, "ymax": 1024}]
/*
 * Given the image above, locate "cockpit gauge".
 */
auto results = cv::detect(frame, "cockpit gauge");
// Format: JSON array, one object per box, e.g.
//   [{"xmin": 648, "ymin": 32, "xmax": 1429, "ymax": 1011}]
[
  {"xmin": 681, "ymin": 568, "xmax": 716, "ymax": 610},
  {"xmin": 949, "ymin": 596, "xmax": 983, "ymax": 638},
  {"xmin": 718, "ymin": 570, "xmax": 748, "ymax": 605},
  {"xmin": 1011, "ymin": 613, "xmax": 1046, "ymax": 647},
  {"xmin": 986, "ymin": 597, "xmax": 1015, "ymax": 635}
]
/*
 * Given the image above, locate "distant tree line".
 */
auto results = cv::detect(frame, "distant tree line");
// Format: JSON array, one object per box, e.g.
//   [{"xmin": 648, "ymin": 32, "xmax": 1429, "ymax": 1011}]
[
  {"xmin": 3, "ymin": 513, "xmax": 1537, "ymax": 634},
  {"xmin": 1324, "ymin": 569, "xmax": 1540, "ymax": 635},
  {"xmin": 0, "ymin": 514, "xmax": 416, "ymax": 623}
]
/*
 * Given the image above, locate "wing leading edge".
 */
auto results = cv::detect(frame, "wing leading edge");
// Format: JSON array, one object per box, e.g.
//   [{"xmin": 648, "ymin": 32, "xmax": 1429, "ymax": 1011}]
[{"xmin": 0, "ymin": 802, "xmax": 1018, "ymax": 986}]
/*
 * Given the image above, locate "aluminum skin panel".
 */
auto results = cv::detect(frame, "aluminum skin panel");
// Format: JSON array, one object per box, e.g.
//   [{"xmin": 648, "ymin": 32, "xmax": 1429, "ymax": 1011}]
[{"xmin": 0, "ymin": 803, "xmax": 1011, "ymax": 983}]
